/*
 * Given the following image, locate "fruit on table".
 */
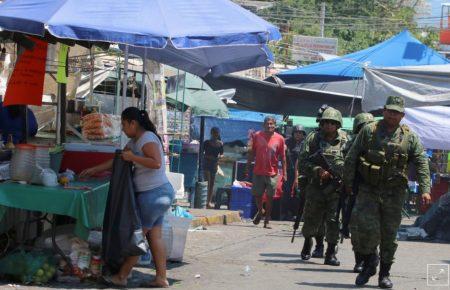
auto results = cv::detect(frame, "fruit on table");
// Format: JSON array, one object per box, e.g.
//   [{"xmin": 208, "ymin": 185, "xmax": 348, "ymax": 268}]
[{"xmin": 58, "ymin": 176, "xmax": 70, "ymax": 185}]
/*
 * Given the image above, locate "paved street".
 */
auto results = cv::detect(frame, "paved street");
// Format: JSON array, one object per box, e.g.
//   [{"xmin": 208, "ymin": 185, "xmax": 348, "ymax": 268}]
[
  {"xmin": 3, "ymin": 217, "xmax": 449, "ymax": 290},
  {"xmin": 165, "ymin": 219, "xmax": 450, "ymax": 290}
]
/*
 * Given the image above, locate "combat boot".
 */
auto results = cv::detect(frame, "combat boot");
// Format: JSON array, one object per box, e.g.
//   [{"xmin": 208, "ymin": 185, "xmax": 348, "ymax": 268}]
[
  {"xmin": 311, "ymin": 236, "xmax": 324, "ymax": 258},
  {"xmin": 353, "ymin": 252, "xmax": 364, "ymax": 273},
  {"xmin": 324, "ymin": 243, "xmax": 340, "ymax": 266},
  {"xmin": 301, "ymin": 237, "xmax": 312, "ymax": 260},
  {"xmin": 378, "ymin": 262, "xmax": 393, "ymax": 288},
  {"xmin": 355, "ymin": 253, "xmax": 379, "ymax": 286}
]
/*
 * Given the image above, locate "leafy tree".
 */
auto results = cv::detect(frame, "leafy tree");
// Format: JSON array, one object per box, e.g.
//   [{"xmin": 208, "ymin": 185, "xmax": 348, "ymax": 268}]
[{"xmin": 253, "ymin": 0, "xmax": 438, "ymax": 65}]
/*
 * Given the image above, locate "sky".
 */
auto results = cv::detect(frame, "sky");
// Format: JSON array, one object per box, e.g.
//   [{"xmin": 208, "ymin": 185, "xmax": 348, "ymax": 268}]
[
  {"xmin": 430, "ymin": 0, "xmax": 444, "ymax": 16},
  {"xmin": 423, "ymin": 0, "xmax": 446, "ymax": 27}
]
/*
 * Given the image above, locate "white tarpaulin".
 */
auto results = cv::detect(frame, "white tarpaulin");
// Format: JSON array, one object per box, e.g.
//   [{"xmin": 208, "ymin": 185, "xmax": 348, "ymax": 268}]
[
  {"xmin": 362, "ymin": 65, "xmax": 450, "ymax": 112},
  {"xmin": 402, "ymin": 106, "xmax": 450, "ymax": 150}
]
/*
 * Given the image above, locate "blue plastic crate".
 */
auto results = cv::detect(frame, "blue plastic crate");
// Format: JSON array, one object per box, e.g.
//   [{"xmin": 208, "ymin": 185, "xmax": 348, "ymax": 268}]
[
  {"xmin": 230, "ymin": 186, "xmax": 253, "ymax": 204},
  {"xmin": 230, "ymin": 201, "xmax": 257, "ymax": 219}
]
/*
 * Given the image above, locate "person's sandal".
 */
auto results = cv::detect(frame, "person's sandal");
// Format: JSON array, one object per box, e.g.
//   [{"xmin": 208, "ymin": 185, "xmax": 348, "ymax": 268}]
[{"xmin": 263, "ymin": 220, "xmax": 272, "ymax": 229}]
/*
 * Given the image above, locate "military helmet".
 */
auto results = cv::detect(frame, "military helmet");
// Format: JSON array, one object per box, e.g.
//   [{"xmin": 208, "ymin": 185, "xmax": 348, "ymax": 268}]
[
  {"xmin": 316, "ymin": 104, "xmax": 329, "ymax": 123},
  {"xmin": 292, "ymin": 125, "xmax": 306, "ymax": 135},
  {"xmin": 353, "ymin": 113, "xmax": 374, "ymax": 134},
  {"xmin": 320, "ymin": 107, "xmax": 342, "ymax": 127}
]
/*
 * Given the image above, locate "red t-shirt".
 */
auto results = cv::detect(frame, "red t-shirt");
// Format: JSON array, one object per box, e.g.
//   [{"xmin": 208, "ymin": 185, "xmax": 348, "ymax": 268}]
[{"xmin": 251, "ymin": 131, "xmax": 285, "ymax": 176}]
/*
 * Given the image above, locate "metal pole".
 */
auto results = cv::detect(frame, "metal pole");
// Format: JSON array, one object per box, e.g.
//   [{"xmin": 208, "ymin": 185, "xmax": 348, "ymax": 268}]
[
  {"xmin": 114, "ymin": 58, "xmax": 121, "ymax": 115},
  {"xmin": 197, "ymin": 116, "xmax": 205, "ymax": 181},
  {"xmin": 56, "ymin": 84, "xmax": 61, "ymax": 145},
  {"xmin": 178, "ymin": 73, "xmax": 187, "ymax": 173},
  {"xmin": 174, "ymin": 69, "xmax": 180, "ymax": 132},
  {"xmin": 88, "ymin": 46, "xmax": 95, "ymax": 105},
  {"xmin": 121, "ymin": 45, "xmax": 129, "ymax": 112},
  {"xmin": 56, "ymin": 83, "xmax": 67, "ymax": 145},
  {"xmin": 120, "ymin": 46, "xmax": 129, "ymax": 147},
  {"xmin": 320, "ymin": 2, "xmax": 326, "ymax": 38},
  {"xmin": 140, "ymin": 49, "xmax": 147, "ymax": 110},
  {"xmin": 170, "ymin": 69, "xmax": 180, "ymax": 171}
]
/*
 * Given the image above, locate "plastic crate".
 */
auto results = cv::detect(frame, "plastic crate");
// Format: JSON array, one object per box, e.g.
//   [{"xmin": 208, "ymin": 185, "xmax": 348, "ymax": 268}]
[
  {"xmin": 231, "ymin": 186, "xmax": 253, "ymax": 204},
  {"xmin": 230, "ymin": 201, "xmax": 257, "ymax": 219}
]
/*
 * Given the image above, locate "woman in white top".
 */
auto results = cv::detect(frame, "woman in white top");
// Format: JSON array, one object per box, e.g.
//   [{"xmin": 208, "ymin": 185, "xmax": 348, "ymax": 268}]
[{"xmin": 81, "ymin": 107, "xmax": 174, "ymax": 288}]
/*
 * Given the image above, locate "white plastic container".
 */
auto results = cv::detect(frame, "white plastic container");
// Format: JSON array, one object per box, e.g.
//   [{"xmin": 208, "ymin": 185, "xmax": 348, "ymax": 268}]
[
  {"xmin": 34, "ymin": 145, "xmax": 50, "ymax": 169},
  {"xmin": 10, "ymin": 144, "xmax": 35, "ymax": 182},
  {"xmin": 165, "ymin": 215, "xmax": 191, "ymax": 262},
  {"xmin": 162, "ymin": 217, "xmax": 173, "ymax": 259}
]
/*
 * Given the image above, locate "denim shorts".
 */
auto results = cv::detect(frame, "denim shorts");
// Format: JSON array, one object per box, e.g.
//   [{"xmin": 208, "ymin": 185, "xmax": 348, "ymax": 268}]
[{"xmin": 136, "ymin": 182, "xmax": 175, "ymax": 229}]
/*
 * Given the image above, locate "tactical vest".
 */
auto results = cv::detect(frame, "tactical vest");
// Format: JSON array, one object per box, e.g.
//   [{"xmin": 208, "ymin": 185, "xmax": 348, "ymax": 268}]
[
  {"xmin": 309, "ymin": 130, "xmax": 346, "ymax": 180},
  {"xmin": 358, "ymin": 122, "xmax": 410, "ymax": 188}
]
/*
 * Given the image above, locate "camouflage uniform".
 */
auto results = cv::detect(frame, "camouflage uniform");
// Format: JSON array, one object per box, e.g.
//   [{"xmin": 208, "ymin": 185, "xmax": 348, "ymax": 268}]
[
  {"xmin": 299, "ymin": 130, "xmax": 326, "ymax": 239},
  {"xmin": 344, "ymin": 113, "xmax": 374, "ymax": 273},
  {"xmin": 299, "ymin": 107, "xmax": 347, "ymax": 265},
  {"xmin": 344, "ymin": 96, "xmax": 430, "ymax": 287}
]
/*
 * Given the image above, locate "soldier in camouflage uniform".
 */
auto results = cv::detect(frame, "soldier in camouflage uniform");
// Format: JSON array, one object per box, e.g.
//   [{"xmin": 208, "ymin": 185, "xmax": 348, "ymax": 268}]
[
  {"xmin": 299, "ymin": 107, "xmax": 347, "ymax": 266},
  {"xmin": 298, "ymin": 130, "xmax": 327, "ymax": 259},
  {"xmin": 344, "ymin": 96, "xmax": 431, "ymax": 288},
  {"xmin": 344, "ymin": 113, "xmax": 374, "ymax": 273}
]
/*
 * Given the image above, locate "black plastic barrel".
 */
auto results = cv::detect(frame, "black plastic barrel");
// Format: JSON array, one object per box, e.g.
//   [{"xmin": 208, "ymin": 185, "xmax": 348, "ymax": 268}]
[{"xmin": 194, "ymin": 181, "xmax": 208, "ymax": 209}]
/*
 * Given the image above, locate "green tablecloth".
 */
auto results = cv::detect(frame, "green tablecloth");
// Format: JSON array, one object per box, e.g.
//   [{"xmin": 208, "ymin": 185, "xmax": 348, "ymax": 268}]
[{"xmin": 0, "ymin": 179, "xmax": 110, "ymax": 239}]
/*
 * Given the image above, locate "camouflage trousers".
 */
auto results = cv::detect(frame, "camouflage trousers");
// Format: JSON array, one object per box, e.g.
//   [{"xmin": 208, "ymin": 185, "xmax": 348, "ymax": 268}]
[
  {"xmin": 349, "ymin": 183, "xmax": 407, "ymax": 264},
  {"xmin": 298, "ymin": 187, "xmax": 326, "ymax": 238},
  {"xmin": 301, "ymin": 183, "xmax": 339, "ymax": 244}
]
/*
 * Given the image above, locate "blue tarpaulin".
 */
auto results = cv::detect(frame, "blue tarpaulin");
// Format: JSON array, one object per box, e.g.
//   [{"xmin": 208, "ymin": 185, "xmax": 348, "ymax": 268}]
[
  {"xmin": 125, "ymin": 44, "xmax": 274, "ymax": 77},
  {"xmin": 191, "ymin": 109, "xmax": 282, "ymax": 143},
  {"xmin": 277, "ymin": 30, "xmax": 450, "ymax": 83},
  {"xmin": 192, "ymin": 117, "xmax": 259, "ymax": 144},
  {"xmin": 228, "ymin": 109, "xmax": 282, "ymax": 123},
  {"xmin": 0, "ymin": 0, "xmax": 280, "ymax": 76},
  {"xmin": 192, "ymin": 116, "xmax": 263, "ymax": 144}
]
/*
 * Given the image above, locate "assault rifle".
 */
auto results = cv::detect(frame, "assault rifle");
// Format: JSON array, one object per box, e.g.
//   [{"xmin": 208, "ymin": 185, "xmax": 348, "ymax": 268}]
[
  {"xmin": 340, "ymin": 193, "xmax": 355, "ymax": 242},
  {"xmin": 340, "ymin": 174, "xmax": 362, "ymax": 242},
  {"xmin": 309, "ymin": 150, "xmax": 343, "ymax": 194}
]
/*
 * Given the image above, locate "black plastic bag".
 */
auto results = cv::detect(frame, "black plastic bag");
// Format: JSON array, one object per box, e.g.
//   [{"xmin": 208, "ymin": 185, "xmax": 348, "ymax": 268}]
[{"xmin": 102, "ymin": 150, "xmax": 149, "ymax": 274}]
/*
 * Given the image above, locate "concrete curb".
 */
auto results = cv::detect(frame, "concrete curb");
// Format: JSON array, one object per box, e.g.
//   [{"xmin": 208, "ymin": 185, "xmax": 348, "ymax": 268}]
[{"xmin": 191, "ymin": 211, "xmax": 241, "ymax": 228}]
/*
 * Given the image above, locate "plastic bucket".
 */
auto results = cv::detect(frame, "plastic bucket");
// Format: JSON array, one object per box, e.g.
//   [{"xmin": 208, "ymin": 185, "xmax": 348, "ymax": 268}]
[
  {"xmin": 10, "ymin": 144, "xmax": 36, "ymax": 182},
  {"xmin": 34, "ymin": 145, "xmax": 51, "ymax": 169}
]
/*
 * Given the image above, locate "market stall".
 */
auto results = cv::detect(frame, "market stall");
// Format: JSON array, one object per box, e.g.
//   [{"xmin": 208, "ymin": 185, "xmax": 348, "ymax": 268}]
[{"xmin": 0, "ymin": 0, "xmax": 282, "ymax": 285}]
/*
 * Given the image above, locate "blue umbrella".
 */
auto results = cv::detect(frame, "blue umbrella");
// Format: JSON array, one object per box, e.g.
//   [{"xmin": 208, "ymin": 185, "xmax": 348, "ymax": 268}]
[
  {"xmin": 0, "ymin": 0, "xmax": 280, "ymax": 76},
  {"xmin": 124, "ymin": 43, "xmax": 274, "ymax": 77}
]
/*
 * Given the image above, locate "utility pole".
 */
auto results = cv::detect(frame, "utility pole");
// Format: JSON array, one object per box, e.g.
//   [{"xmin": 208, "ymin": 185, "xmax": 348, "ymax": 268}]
[{"xmin": 320, "ymin": 2, "xmax": 326, "ymax": 38}]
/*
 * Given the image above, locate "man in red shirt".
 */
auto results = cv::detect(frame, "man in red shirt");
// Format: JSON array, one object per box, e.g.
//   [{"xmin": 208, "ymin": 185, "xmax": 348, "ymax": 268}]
[{"xmin": 246, "ymin": 116, "xmax": 287, "ymax": 228}]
